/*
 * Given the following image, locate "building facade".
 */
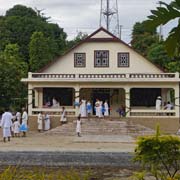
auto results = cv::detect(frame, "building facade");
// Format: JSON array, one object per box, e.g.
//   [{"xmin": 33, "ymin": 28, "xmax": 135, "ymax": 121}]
[{"xmin": 22, "ymin": 27, "xmax": 180, "ymax": 118}]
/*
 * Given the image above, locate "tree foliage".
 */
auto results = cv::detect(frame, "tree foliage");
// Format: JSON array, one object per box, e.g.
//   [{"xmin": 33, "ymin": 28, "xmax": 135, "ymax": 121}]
[
  {"xmin": 0, "ymin": 44, "xmax": 27, "ymax": 109},
  {"xmin": 29, "ymin": 31, "xmax": 53, "ymax": 72},
  {"xmin": 131, "ymin": 21, "xmax": 159, "ymax": 57},
  {"xmin": 145, "ymin": 0, "xmax": 180, "ymax": 57},
  {"xmin": 134, "ymin": 127, "xmax": 180, "ymax": 180}
]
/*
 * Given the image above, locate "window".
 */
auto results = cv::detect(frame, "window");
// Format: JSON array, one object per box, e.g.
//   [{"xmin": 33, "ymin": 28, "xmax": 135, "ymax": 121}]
[
  {"xmin": 118, "ymin": 52, "xmax": 129, "ymax": 67},
  {"xmin": 94, "ymin": 50, "xmax": 109, "ymax": 67},
  {"xmin": 74, "ymin": 53, "xmax": 86, "ymax": 67}
]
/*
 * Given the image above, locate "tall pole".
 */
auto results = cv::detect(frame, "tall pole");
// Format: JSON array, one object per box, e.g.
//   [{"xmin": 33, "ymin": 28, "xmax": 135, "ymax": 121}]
[
  {"xmin": 107, "ymin": 0, "xmax": 110, "ymax": 31},
  {"xmin": 119, "ymin": 25, "xmax": 123, "ymax": 40},
  {"xmin": 157, "ymin": 1, "xmax": 163, "ymax": 41},
  {"xmin": 100, "ymin": 0, "xmax": 103, "ymax": 27}
]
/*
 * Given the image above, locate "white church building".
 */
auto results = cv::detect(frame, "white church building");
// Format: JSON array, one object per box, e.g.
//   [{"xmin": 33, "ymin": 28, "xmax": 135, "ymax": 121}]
[{"xmin": 22, "ymin": 27, "xmax": 180, "ymax": 119}]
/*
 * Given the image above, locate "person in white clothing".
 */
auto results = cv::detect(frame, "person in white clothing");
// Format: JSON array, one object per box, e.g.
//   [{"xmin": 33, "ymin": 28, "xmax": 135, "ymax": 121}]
[
  {"xmin": 155, "ymin": 96, "xmax": 162, "ymax": 110},
  {"xmin": 164, "ymin": 101, "xmax": 173, "ymax": 110},
  {"xmin": 16, "ymin": 111, "xmax": 21, "ymax": 123},
  {"xmin": 60, "ymin": 107, "xmax": 67, "ymax": 123},
  {"xmin": 13, "ymin": 119, "xmax": 20, "ymax": 137},
  {"xmin": 0, "ymin": 108, "xmax": 13, "ymax": 142},
  {"xmin": 37, "ymin": 112, "xmax": 43, "ymax": 132},
  {"xmin": 104, "ymin": 100, "xmax": 109, "ymax": 117},
  {"xmin": 80, "ymin": 98, "xmax": 87, "ymax": 117},
  {"xmin": 20, "ymin": 108, "xmax": 28, "ymax": 137},
  {"xmin": 76, "ymin": 115, "xmax": 81, "ymax": 137},
  {"xmin": 99, "ymin": 101, "xmax": 103, "ymax": 118},
  {"xmin": 95, "ymin": 99, "xmax": 100, "ymax": 117},
  {"xmin": 44, "ymin": 113, "xmax": 50, "ymax": 131}
]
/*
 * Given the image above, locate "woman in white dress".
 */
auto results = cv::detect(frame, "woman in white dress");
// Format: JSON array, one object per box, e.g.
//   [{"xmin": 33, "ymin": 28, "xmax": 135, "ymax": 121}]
[
  {"xmin": 44, "ymin": 113, "xmax": 50, "ymax": 131},
  {"xmin": 20, "ymin": 108, "xmax": 28, "ymax": 137},
  {"xmin": 37, "ymin": 112, "xmax": 43, "ymax": 132},
  {"xmin": 95, "ymin": 99, "xmax": 100, "ymax": 117},
  {"xmin": 80, "ymin": 99, "xmax": 87, "ymax": 117},
  {"xmin": 156, "ymin": 96, "xmax": 162, "ymax": 110},
  {"xmin": 13, "ymin": 119, "xmax": 20, "ymax": 137},
  {"xmin": 60, "ymin": 107, "xmax": 67, "ymax": 123},
  {"xmin": 76, "ymin": 115, "xmax": 81, "ymax": 137},
  {"xmin": 104, "ymin": 100, "xmax": 109, "ymax": 117},
  {"xmin": 99, "ymin": 101, "xmax": 103, "ymax": 118}
]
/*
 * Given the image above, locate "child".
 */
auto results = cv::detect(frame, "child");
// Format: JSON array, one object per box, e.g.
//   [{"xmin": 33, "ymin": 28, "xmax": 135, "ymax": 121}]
[
  {"xmin": 13, "ymin": 119, "xmax": 20, "ymax": 137},
  {"xmin": 76, "ymin": 115, "xmax": 81, "ymax": 137}
]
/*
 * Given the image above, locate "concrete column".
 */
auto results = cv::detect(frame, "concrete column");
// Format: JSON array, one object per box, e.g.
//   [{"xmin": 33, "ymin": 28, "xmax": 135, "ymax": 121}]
[
  {"xmin": 39, "ymin": 88, "xmax": 43, "ymax": 108},
  {"xmin": 34, "ymin": 89, "xmax": 39, "ymax": 107},
  {"xmin": 174, "ymin": 85, "xmax": 180, "ymax": 118},
  {"xmin": 125, "ymin": 87, "xmax": 130, "ymax": 117},
  {"xmin": 28, "ymin": 84, "xmax": 33, "ymax": 116},
  {"xmin": 74, "ymin": 86, "xmax": 80, "ymax": 116}
]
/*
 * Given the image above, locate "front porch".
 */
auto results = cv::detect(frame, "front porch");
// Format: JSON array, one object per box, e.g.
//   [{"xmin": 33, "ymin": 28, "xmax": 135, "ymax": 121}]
[{"xmin": 22, "ymin": 72, "xmax": 180, "ymax": 118}]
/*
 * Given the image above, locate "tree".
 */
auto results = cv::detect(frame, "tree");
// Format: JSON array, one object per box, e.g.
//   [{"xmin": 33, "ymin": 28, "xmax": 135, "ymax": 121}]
[
  {"xmin": 134, "ymin": 126, "xmax": 180, "ymax": 180},
  {"xmin": 0, "ymin": 44, "xmax": 28, "ymax": 109},
  {"xmin": 29, "ymin": 31, "xmax": 53, "ymax": 72},
  {"xmin": 147, "ymin": 42, "xmax": 172, "ymax": 69},
  {"xmin": 67, "ymin": 31, "xmax": 88, "ymax": 50},
  {"xmin": 0, "ymin": 5, "xmax": 67, "ymax": 69},
  {"xmin": 145, "ymin": 0, "xmax": 180, "ymax": 57},
  {"xmin": 131, "ymin": 21, "xmax": 159, "ymax": 57}
]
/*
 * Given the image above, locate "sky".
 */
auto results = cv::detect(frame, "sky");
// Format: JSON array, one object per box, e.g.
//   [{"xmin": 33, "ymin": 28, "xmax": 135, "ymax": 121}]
[{"xmin": 0, "ymin": 0, "xmax": 175, "ymax": 43}]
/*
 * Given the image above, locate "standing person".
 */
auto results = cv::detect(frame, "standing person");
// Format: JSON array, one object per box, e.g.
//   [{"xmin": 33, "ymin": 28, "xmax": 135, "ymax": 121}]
[
  {"xmin": 16, "ymin": 110, "xmax": 21, "ymax": 124},
  {"xmin": 60, "ymin": 107, "xmax": 67, "ymax": 124},
  {"xmin": 80, "ymin": 98, "xmax": 87, "ymax": 117},
  {"xmin": 20, "ymin": 108, "xmax": 28, "ymax": 137},
  {"xmin": 44, "ymin": 112, "xmax": 50, "ymax": 131},
  {"xmin": 104, "ymin": 100, "xmax": 109, "ymax": 117},
  {"xmin": 13, "ymin": 119, "xmax": 20, "ymax": 137},
  {"xmin": 99, "ymin": 101, "xmax": 103, "ymax": 118},
  {"xmin": 86, "ymin": 101, "xmax": 92, "ymax": 120},
  {"xmin": 155, "ymin": 96, "xmax": 162, "ymax": 110},
  {"xmin": 76, "ymin": 115, "xmax": 81, "ymax": 137},
  {"xmin": 95, "ymin": 99, "xmax": 100, "ymax": 117},
  {"xmin": 37, "ymin": 112, "xmax": 43, "ymax": 132},
  {"xmin": 0, "ymin": 108, "xmax": 13, "ymax": 142}
]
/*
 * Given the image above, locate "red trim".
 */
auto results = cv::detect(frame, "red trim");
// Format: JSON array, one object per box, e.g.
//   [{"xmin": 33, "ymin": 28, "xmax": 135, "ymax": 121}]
[{"xmin": 38, "ymin": 27, "xmax": 165, "ymax": 73}]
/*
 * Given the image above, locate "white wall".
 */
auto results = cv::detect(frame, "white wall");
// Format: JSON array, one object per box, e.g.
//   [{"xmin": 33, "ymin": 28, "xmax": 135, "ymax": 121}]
[{"xmin": 43, "ymin": 42, "xmax": 162, "ymax": 74}]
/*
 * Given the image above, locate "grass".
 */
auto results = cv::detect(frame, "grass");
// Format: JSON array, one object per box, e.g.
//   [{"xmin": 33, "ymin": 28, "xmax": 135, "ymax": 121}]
[{"xmin": 0, "ymin": 167, "xmax": 93, "ymax": 180}]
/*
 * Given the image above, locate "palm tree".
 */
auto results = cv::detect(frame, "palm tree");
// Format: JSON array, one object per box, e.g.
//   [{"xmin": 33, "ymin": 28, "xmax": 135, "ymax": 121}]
[{"xmin": 145, "ymin": 0, "xmax": 180, "ymax": 57}]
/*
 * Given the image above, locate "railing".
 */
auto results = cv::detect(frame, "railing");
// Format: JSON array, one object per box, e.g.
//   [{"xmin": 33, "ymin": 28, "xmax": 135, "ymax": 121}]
[
  {"xmin": 30, "ymin": 73, "xmax": 178, "ymax": 79},
  {"xmin": 32, "ymin": 74, "xmax": 75, "ymax": 79},
  {"xmin": 32, "ymin": 108, "xmax": 76, "ymax": 116},
  {"xmin": 130, "ymin": 109, "xmax": 176, "ymax": 117}
]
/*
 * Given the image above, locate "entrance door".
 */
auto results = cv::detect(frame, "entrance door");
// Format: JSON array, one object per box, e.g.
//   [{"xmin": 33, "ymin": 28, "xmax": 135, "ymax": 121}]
[{"xmin": 92, "ymin": 89, "xmax": 110, "ymax": 114}]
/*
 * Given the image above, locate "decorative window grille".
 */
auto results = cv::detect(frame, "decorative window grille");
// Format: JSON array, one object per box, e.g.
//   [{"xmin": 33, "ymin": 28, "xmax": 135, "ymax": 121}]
[
  {"xmin": 74, "ymin": 53, "xmax": 86, "ymax": 67},
  {"xmin": 118, "ymin": 53, "xmax": 129, "ymax": 67},
  {"xmin": 94, "ymin": 50, "xmax": 109, "ymax": 67}
]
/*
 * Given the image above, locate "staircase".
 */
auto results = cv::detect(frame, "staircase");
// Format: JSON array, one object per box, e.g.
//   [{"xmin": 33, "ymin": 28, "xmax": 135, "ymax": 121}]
[{"xmin": 44, "ymin": 118, "xmax": 155, "ymax": 137}]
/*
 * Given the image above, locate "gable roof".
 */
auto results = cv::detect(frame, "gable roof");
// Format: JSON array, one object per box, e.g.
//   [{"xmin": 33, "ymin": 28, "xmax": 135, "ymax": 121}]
[{"xmin": 38, "ymin": 27, "xmax": 164, "ymax": 73}]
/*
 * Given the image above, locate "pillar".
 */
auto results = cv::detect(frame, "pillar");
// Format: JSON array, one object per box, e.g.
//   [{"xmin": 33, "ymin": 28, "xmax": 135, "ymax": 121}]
[
  {"xmin": 125, "ymin": 87, "xmax": 130, "ymax": 117},
  {"xmin": 39, "ymin": 88, "xmax": 43, "ymax": 108},
  {"xmin": 74, "ymin": 86, "xmax": 80, "ymax": 116},
  {"xmin": 34, "ymin": 89, "xmax": 39, "ymax": 107},
  {"xmin": 174, "ymin": 84, "xmax": 180, "ymax": 118},
  {"xmin": 28, "ymin": 84, "xmax": 33, "ymax": 116}
]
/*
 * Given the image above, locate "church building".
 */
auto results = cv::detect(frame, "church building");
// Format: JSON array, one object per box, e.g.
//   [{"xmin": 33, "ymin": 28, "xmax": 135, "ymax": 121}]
[{"xmin": 22, "ymin": 27, "xmax": 180, "ymax": 119}]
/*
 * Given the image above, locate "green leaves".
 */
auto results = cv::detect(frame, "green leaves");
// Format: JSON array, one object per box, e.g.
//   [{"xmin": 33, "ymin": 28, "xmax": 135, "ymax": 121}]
[
  {"xmin": 134, "ymin": 128, "xmax": 180, "ymax": 179},
  {"xmin": 145, "ymin": 0, "xmax": 180, "ymax": 57}
]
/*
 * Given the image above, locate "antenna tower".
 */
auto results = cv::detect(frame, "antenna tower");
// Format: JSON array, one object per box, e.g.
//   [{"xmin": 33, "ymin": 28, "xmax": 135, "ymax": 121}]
[{"xmin": 100, "ymin": 0, "xmax": 120, "ymax": 37}]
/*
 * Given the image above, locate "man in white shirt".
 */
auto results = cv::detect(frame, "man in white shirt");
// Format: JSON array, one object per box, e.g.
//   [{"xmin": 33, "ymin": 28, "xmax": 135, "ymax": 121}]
[{"xmin": 0, "ymin": 108, "xmax": 13, "ymax": 142}]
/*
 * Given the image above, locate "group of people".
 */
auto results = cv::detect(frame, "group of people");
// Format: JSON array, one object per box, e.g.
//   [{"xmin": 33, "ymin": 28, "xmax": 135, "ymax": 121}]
[
  {"xmin": 37, "ymin": 112, "xmax": 51, "ymax": 132},
  {"xmin": 78, "ymin": 98, "xmax": 110, "ymax": 118},
  {"xmin": 0, "ymin": 108, "xmax": 28, "ymax": 142},
  {"xmin": 155, "ymin": 96, "xmax": 174, "ymax": 110}
]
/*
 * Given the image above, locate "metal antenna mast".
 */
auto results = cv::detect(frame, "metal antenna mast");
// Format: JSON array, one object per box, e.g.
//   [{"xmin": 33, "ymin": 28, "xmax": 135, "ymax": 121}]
[{"xmin": 100, "ymin": 0, "xmax": 120, "ymax": 37}]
